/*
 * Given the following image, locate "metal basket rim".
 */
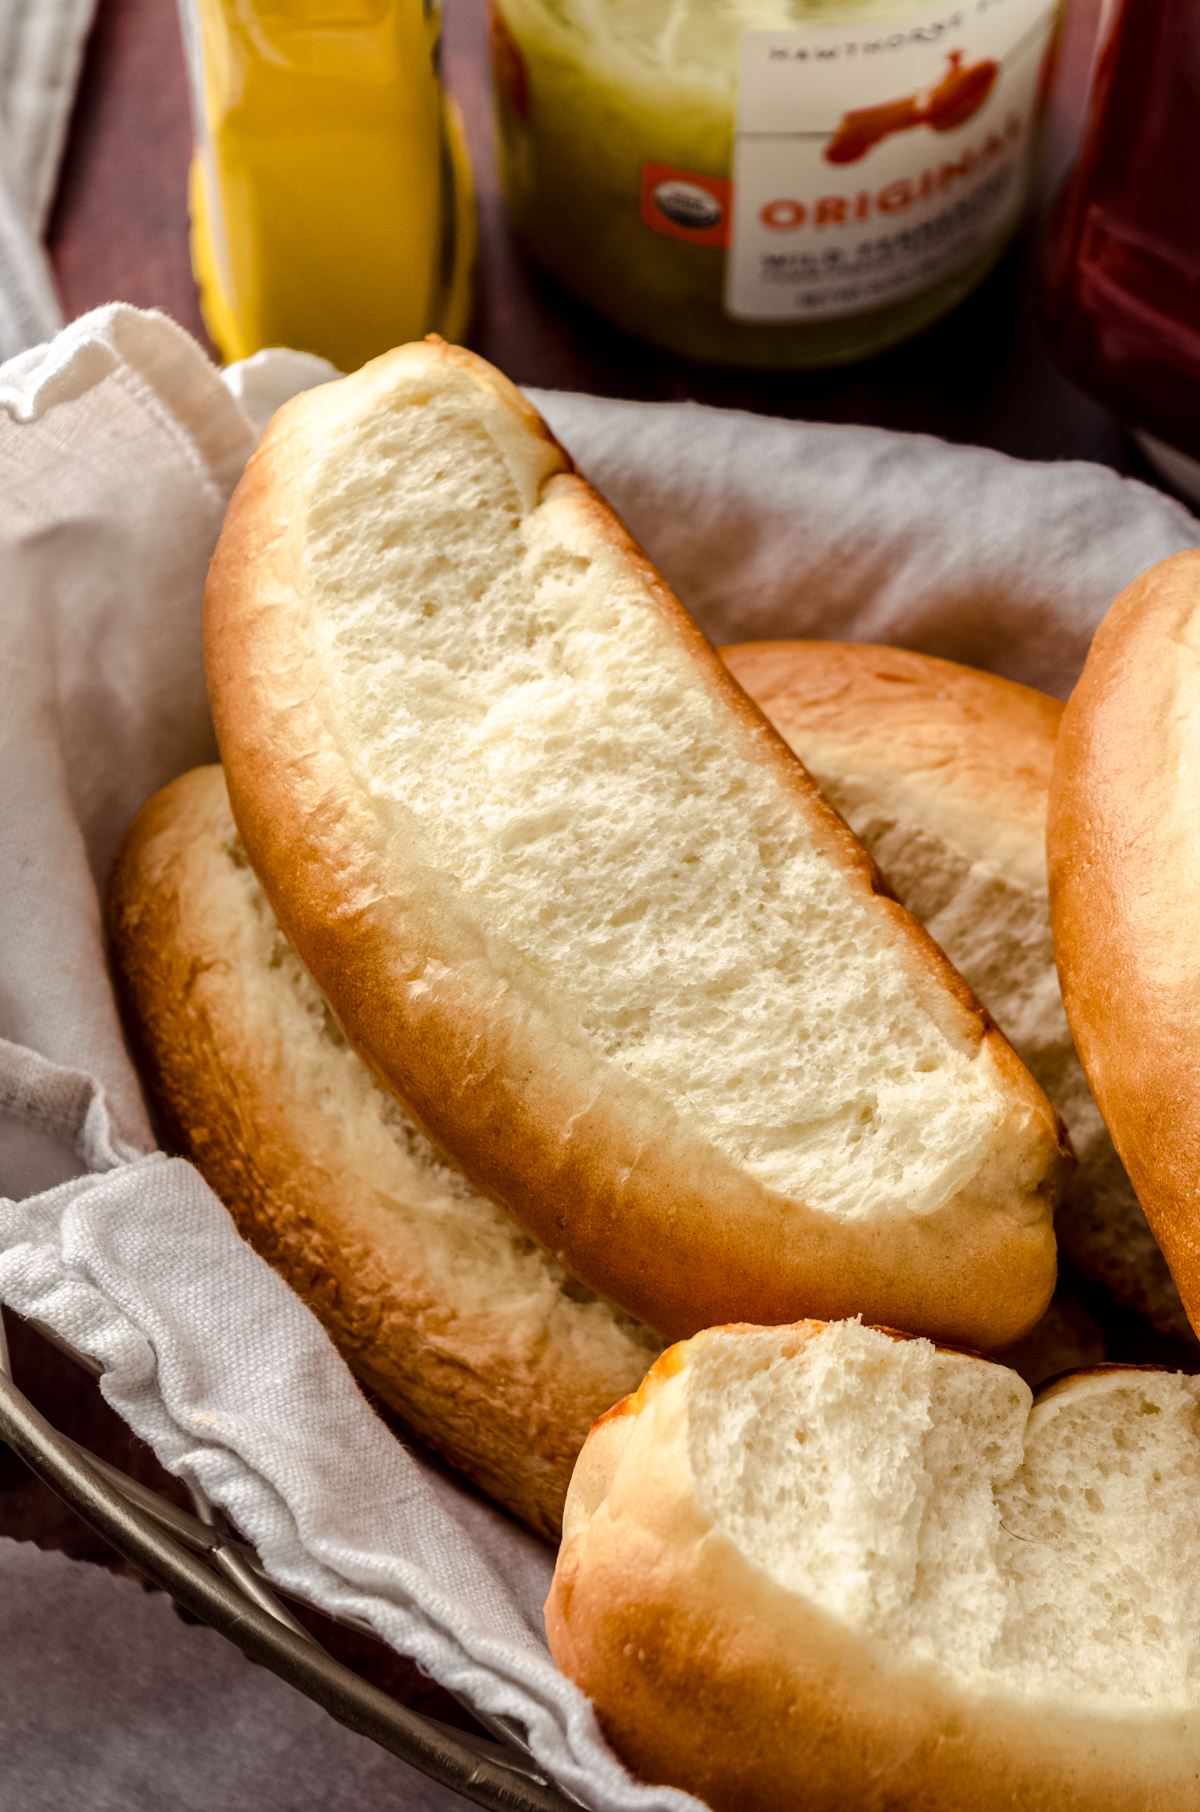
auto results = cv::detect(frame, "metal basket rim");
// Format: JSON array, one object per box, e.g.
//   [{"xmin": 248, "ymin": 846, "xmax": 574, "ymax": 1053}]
[{"xmin": 0, "ymin": 1322, "xmax": 579, "ymax": 1812}]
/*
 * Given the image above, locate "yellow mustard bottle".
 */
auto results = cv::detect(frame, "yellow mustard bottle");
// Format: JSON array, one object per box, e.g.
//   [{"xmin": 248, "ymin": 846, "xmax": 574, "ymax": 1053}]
[{"xmin": 179, "ymin": 0, "xmax": 476, "ymax": 372}]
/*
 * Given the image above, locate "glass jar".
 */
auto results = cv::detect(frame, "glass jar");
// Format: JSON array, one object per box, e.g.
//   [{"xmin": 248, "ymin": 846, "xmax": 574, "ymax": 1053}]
[
  {"xmin": 1041, "ymin": 0, "xmax": 1200, "ymax": 502},
  {"xmin": 180, "ymin": 0, "xmax": 476, "ymax": 373},
  {"xmin": 490, "ymin": 0, "xmax": 1061, "ymax": 367}
]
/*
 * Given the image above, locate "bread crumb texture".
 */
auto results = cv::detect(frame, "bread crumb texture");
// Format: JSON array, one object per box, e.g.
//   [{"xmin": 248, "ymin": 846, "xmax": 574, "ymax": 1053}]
[
  {"xmin": 206, "ymin": 779, "xmax": 662, "ymax": 1389},
  {"xmin": 301, "ymin": 374, "xmax": 1019, "ymax": 1222},
  {"xmin": 690, "ymin": 1321, "xmax": 1200, "ymax": 1707}
]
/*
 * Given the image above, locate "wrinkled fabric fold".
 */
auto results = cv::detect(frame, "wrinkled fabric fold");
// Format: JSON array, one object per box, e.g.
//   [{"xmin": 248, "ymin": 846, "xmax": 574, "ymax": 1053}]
[{"xmin": 0, "ymin": 0, "xmax": 95, "ymax": 360}]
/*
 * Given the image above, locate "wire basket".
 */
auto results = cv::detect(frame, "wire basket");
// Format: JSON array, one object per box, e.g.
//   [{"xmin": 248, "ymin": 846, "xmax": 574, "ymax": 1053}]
[{"xmin": 0, "ymin": 1312, "xmax": 579, "ymax": 1812}]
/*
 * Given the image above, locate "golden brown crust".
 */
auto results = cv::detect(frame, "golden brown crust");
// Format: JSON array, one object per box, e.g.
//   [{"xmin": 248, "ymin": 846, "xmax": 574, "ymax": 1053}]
[
  {"xmin": 1048, "ymin": 550, "xmax": 1200, "ymax": 1344},
  {"xmin": 204, "ymin": 339, "xmax": 1066, "ymax": 1352},
  {"xmin": 106, "ymin": 764, "xmax": 661, "ymax": 1541},
  {"xmin": 547, "ymin": 1330, "xmax": 1200, "ymax": 1812},
  {"xmin": 550, "ymin": 1490, "xmax": 1196, "ymax": 1812},
  {"xmin": 721, "ymin": 640, "xmax": 1062, "ymax": 848}
]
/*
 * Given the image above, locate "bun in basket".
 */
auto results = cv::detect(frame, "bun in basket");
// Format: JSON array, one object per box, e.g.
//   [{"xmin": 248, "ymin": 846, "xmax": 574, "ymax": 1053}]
[
  {"xmin": 1048, "ymin": 549, "xmax": 1200, "ymax": 1345},
  {"xmin": 547, "ymin": 1318, "xmax": 1200, "ymax": 1812},
  {"xmin": 723, "ymin": 639, "xmax": 1193, "ymax": 1347},
  {"xmin": 106, "ymin": 764, "xmax": 661, "ymax": 1540},
  {"xmin": 204, "ymin": 336, "xmax": 1070, "ymax": 1352}
]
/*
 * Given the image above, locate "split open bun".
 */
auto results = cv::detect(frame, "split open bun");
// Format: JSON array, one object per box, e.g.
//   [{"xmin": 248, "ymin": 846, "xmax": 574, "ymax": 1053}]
[
  {"xmin": 723, "ymin": 640, "xmax": 1193, "ymax": 1346},
  {"xmin": 203, "ymin": 337, "xmax": 1069, "ymax": 1354},
  {"xmin": 106, "ymin": 764, "xmax": 661, "ymax": 1540},
  {"xmin": 1048, "ymin": 549, "xmax": 1200, "ymax": 1346},
  {"xmin": 547, "ymin": 1318, "xmax": 1200, "ymax": 1812}
]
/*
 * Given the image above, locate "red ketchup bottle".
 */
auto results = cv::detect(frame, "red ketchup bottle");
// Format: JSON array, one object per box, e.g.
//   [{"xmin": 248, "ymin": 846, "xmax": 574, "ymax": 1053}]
[{"xmin": 1041, "ymin": 0, "xmax": 1200, "ymax": 501}]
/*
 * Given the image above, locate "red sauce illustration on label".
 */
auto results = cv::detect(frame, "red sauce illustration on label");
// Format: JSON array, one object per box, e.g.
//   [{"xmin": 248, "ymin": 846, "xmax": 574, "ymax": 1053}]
[{"xmin": 824, "ymin": 51, "xmax": 999, "ymax": 164}]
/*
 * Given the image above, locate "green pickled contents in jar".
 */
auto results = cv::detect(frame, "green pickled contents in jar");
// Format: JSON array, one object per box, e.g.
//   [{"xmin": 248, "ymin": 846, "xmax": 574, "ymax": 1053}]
[{"xmin": 490, "ymin": 0, "xmax": 1059, "ymax": 367}]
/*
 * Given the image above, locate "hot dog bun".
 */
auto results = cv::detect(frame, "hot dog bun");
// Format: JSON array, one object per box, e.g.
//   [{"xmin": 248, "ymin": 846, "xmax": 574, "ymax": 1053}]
[
  {"xmin": 547, "ymin": 1319, "xmax": 1200, "ymax": 1811},
  {"xmin": 203, "ymin": 336, "xmax": 1069, "ymax": 1352},
  {"xmin": 106, "ymin": 764, "xmax": 662, "ymax": 1539},
  {"xmin": 723, "ymin": 639, "xmax": 1193, "ymax": 1347},
  {"xmin": 1048, "ymin": 549, "xmax": 1200, "ymax": 1346}
]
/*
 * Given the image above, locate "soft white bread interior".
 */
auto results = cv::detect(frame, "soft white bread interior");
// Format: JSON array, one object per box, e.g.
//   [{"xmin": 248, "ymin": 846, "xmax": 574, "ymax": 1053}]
[
  {"xmin": 723, "ymin": 639, "xmax": 1193, "ymax": 1348},
  {"xmin": 203, "ymin": 336, "xmax": 1069, "ymax": 1353},
  {"xmin": 1049, "ymin": 551, "xmax": 1200, "ymax": 1347},
  {"xmin": 106, "ymin": 765, "xmax": 662, "ymax": 1540},
  {"xmin": 548, "ymin": 1319, "xmax": 1200, "ymax": 1812}
]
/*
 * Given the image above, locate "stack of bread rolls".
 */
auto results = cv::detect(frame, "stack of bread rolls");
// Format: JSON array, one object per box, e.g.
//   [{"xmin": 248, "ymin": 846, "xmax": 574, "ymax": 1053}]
[
  {"xmin": 199, "ymin": 338, "xmax": 1067, "ymax": 1355},
  {"xmin": 106, "ymin": 339, "xmax": 1200, "ymax": 1808},
  {"xmin": 107, "ymin": 763, "xmax": 661, "ymax": 1541}
]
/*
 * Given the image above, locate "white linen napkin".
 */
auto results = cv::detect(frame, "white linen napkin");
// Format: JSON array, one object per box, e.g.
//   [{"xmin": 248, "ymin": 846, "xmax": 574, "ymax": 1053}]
[
  {"xmin": 0, "ymin": 302, "xmax": 1196, "ymax": 1810},
  {"xmin": 0, "ymin": 0, "xmax": 95, "ymax": 231},
  {"xmin": 0, "ymin": 0, "xmax": 97, "ymax": 360}
]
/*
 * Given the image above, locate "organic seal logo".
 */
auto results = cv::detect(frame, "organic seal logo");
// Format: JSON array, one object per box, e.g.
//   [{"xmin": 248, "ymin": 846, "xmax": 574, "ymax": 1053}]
[
  {"xmin": 640, "ymin": 162, "xmax": 731, "ymax": 245},
  {"xmin": 652, "ymin": 180, "xmax": 725, "ymax": 231}
]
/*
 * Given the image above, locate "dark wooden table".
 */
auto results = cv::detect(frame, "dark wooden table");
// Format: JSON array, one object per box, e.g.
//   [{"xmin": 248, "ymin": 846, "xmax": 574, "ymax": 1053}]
[{"xmin": 13, "ymin": 0, "xmax": 1194, "ymax": 1727}]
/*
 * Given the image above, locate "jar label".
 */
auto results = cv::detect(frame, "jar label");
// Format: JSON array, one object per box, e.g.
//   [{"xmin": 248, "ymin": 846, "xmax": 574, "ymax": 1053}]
[{"xmin": 724, "ymin": 0, "xmax": 1056, "ymax": 322}]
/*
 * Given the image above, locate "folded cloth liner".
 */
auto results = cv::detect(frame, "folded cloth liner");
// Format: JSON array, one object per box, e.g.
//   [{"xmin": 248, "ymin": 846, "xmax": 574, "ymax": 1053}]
[
  {"xmin": 0, "ymin": 0, "xmax": 98, "ymax": 360},
  {"xmin": 0, "ymin": 0, "xmax": 96, "ymax": 233},
  {"xmin": 0, "ymin": 304, "xmax": 1196, "ymax": 1811}
]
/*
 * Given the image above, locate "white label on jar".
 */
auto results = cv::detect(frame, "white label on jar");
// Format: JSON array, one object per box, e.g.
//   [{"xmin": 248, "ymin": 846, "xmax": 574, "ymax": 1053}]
[{"xmin": 724, "ymin": 0, "xmax": 1056, "ymax": 322}]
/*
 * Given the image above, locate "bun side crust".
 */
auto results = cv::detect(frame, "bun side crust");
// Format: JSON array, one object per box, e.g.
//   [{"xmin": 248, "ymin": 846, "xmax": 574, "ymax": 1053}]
[
  {"xmin": 547, "ymin": 1330, "xmax": 1200, "ymax": 1812},
  {"xmin": 204, "ymin": 338, "xmax": 1066, "ymax": 1351},
  {"xmin": 721, "ymin": 640, "xmax": 1061, "ymax": 872},
  {"xmin": 106, "ymin": 764, "xmax": 661, "ymax": 1540},
  {"xmin": 1049, "ymin": 550, "xmax": 1200, "ymax": 1339},
  {"xmin": 724, "ymin": 638, "xmax": 1194, "ymax": 1346}
]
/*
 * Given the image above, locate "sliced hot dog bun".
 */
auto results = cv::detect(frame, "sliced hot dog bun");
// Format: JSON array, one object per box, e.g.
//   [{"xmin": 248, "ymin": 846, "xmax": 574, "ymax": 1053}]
[
  {"xmin": 1049, "ymin": 549, "xmax": 1200, "ymax": 1346},
  {"xmin": 722, "ymin": 639, "xmax": 1194, "ymax": 1347},
  {"xmin": 547, "ymin": 1319, "xmax": 1200, "ymax": 1812},
  {"xmin": 106, "ymin": 764, "xmax": 662, "ymax": 1540},
  {"xmin": 203, "ymin": 335, "xmax": 1069, "ymax": 1352}
]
